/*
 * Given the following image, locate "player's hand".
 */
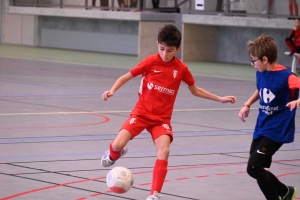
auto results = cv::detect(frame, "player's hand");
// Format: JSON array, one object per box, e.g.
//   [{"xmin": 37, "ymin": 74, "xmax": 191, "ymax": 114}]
[
  {"xmin": 286, "ymin": 100, "xmax": 300, "ymax": 111},
  {"xmin": 220, "ymin": 96, "xmax": 236, "ymax": 104},
  {"xmin": 238, "ymin": 106, "xmax": 250, "ymax": 122},
  {"xmin": 294, "ymin": 25, "xmax": 297, "ymax": 30},
  {"xmin": 102, "ymin": 91, "xmax": 114, "ymax": 101}
]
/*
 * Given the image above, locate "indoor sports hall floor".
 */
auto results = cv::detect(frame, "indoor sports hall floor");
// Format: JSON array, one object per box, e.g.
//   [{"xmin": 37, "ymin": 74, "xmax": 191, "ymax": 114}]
[{"xmin": 0, "ymin": 45, "xmax": 299, "ymax": 200}]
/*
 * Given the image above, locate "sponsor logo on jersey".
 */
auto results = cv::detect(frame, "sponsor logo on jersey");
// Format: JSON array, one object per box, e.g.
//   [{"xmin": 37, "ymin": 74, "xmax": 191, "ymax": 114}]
[
  {"xmin": 259, "ymin": 88, "xmax": 275, "ymax": 103},
  {"xmin": 147, "ymin": 82, "xmax": 154, "ymax": 89},
  {"xmin": 129, "ymin": 118, "xmax": 137, "ymax": 124},
  {"xmin": 173, "ymin": 70, "xmax": 178, "ymax": 78},
  {"xmin": 259, "ymin": 88, "xmax": 277, "ymax": 115},
  {"xmin": 147, "ymin": 82, "xmax": 175, "ymax": 95},
  {"xmin": 154, "ymin": 70, "xmax": 162, "ymax": 73}
]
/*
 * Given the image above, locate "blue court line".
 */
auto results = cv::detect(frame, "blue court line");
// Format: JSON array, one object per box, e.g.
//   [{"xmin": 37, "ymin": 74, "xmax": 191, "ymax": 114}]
[
  {"xmin": 1, "ymin": 128, "xmax": 299, "ymax": 144},
  {"xmin": 0, "ymin": 130, "xmax": 253, "ymax": 144},
  {"xmin": 0, "ymin": 130, "xmax": 299, "ymax": 160},
  {"xmin": 0, "ymin": 79, "xmax": 54, "ymax": 87},
  {"xmin": 0, "ymin": 143, "xmax": 299, "ymax": 161},
  {"xmin": 0, "ymin": 146, "xmax": 249, "ymax": 161}
]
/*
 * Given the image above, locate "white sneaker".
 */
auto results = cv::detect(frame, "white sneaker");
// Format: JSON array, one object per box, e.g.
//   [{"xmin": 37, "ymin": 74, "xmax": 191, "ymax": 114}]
[
  {"xmin": 100, "ymin": 146, "xmax": 128, "ymax": 167},
  {"xmin": 146, "ymin": 191, "xmax": 161, "ymax": 200}
]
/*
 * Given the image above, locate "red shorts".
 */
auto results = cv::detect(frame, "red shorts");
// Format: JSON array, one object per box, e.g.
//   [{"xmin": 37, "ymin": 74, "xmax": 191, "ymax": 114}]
[{"xmin": 120, "ymin": 115, "xmax": 173, "ymax": 142}]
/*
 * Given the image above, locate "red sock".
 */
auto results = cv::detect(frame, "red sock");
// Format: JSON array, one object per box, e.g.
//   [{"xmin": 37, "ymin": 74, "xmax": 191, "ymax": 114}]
[
  {"xmin": 295, "ymin": 3, "xmax": 299, "ymax": 15},
  {"xmin": 109, "ymin": 143, "xmax": 121, "ymax": 161},
  {"xmin": 150, "ymin": 159, "xmax": 168, "ymax": 194}
]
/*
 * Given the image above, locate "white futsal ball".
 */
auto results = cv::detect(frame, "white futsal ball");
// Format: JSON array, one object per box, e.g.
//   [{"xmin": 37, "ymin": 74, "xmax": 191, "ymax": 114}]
[{"xmin": 106, "ymin": 166, "xmax": 134, "ymax": 194}]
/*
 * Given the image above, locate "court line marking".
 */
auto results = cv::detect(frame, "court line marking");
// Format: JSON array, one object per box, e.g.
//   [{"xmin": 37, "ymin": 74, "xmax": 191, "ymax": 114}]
[
  {"xmin": 0, "ymin": 55, "xmax": 255, "ymax": 81},
  {"xmin": 0, "ymin": 108, "xmax": 256, "ymax": 116},
  {"xmin": 1, "ymin": 162, "xmax": 299, "ymax": 200}
]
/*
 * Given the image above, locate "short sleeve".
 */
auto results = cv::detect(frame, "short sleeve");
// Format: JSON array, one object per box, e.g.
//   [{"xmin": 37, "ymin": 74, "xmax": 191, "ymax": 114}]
[
  {"xmin": 130, "ymin": 56, "xmax": 152, "ymax": 77},
  {"xmin": 182, "ymin": 67, "xmax": 195, "ymax": 86},
  {"xmin": 288, "ymin": 74, "xmax": 300, "ymax": 89}
]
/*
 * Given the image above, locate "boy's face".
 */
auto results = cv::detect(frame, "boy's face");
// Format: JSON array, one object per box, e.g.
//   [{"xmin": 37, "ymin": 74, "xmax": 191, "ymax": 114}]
[
  {"xmin": 250, "ymin": 55, "xmax": 266, "ymax": 72},
  {"xmin": 157, "ymin": 42, "xmax": 181, "ymax": 62}
]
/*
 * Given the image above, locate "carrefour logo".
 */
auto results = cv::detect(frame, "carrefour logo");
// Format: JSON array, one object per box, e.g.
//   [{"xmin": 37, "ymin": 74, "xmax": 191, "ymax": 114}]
[
  {"xmin": 259, "ymin": 88, "xmax": 275, "ymax": 103},
  {"xmin": 147, "ymin": 82, "xmax": 175, "ymax": 95}
]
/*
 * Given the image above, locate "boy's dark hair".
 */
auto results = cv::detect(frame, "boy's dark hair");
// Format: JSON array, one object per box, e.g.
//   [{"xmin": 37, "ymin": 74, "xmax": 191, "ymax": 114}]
[
  {"xmin": 247, "ymin": 36, "xmax": 277, "ymax": 63},
  {"xmin": 157, "ymin": 24, "xmax": 181, "ymax": 49}
]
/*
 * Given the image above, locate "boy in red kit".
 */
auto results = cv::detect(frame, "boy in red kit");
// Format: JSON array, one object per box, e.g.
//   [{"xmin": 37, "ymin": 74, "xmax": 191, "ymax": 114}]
[
  {"xmin": 101, "ymin": 24, "xmax": 236, "ymax": 200},
  {"xmin": 285, "ymin": 18, "xmax": 300, "ymax": 61}
]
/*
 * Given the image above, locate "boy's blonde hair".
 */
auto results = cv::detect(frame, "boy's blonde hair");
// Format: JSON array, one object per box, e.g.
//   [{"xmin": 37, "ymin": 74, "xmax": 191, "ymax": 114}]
[{"xmin": 247, "ymin": 36, "xmax": 277, "ymax": 63}]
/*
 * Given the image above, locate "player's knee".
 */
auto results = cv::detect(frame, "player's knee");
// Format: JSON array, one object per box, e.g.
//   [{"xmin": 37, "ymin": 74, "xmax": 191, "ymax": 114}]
[
  {"xmin": 247, "ymin": 162, "xmax": 263, "ymax": 179},
  {"xmin": 247, "ymin": 164, "xmax": 257, "ymax": 179},
  {"xmin": 157, "ymin": 147, "xmax": 170, "ymax": 160}
]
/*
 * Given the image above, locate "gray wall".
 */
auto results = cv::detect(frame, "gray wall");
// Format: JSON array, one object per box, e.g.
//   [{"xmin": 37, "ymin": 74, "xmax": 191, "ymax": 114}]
[
  {"xmin": 217, "ymin": 27, "xmax": 290, "ymax": 66},
  {"xmin": 2, "ymin": 0, "xmax": 295, "ymax": 67},
  {"xmin": 39, "ymin": 17, "xmax": 139, "ymax": 55}
]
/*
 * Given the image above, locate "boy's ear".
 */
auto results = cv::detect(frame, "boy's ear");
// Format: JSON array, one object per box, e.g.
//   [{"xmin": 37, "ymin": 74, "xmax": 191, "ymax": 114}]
[
  {"xmin": 176, "ymin": 46, "xmax": 182, "ymax": 52},
  {"xmin": 262, "ymin": 56, "xmax": 269, "ymax": 64}
]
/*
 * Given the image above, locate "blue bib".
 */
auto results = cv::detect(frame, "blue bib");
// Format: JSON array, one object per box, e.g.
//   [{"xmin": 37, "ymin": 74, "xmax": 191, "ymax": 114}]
[{"xmin": 254, "ymin": 69, "xmax": 299, "ymax": 143}]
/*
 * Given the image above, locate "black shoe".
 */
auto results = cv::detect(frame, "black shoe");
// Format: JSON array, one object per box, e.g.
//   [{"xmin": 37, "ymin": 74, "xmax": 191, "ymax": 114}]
[{"xmin": 283, "ymin": 186, "xmax": 297, "ymax": 200}]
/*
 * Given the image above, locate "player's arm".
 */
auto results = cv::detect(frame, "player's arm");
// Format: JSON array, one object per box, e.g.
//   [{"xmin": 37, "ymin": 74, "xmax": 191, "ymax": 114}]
[
  {"xmin": 238, "ymin": 90, "xmax": 259, "ymax": 122},
  {"xmin": 286, "ymin": 75, "xmax": 300, "ymax": 110},
  {"xmin": 102, "ymin": 72, "xmax": 134, "ymax": 101},
  {"xmin": 187, "ymin": 84, "xmax": 236, "ymax": 103}
]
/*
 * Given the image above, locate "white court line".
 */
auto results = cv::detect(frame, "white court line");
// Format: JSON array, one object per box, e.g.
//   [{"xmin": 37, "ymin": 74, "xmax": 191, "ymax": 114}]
[{"xmin": 0, "ymin": 108, "xmax": 255, "ymax": 116}]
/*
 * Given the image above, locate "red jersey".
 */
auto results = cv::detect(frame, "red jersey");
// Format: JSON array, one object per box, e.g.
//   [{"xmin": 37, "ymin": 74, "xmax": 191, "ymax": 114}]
[
  {"xmin": 129, "ymin": 54, "xmax": 195, "ymax": 122},
  {"xmin": 289, "ymin": 29, "xmax": 300, "ymax": 47}
]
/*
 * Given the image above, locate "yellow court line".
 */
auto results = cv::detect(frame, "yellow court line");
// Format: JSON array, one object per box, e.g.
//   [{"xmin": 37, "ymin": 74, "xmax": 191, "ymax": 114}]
[{"xmin": 0, "ymin": 108, "xmax": 255, "ymax": 116}]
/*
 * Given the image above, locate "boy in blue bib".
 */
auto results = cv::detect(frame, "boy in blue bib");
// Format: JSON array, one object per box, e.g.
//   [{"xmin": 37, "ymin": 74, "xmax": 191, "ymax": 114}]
[{"xmin": 239, "ymin": 36, "xmax": 300, "ymax": 200}]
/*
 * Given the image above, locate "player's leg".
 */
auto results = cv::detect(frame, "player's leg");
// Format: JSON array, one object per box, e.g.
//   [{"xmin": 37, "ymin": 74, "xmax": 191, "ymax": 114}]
[
  {"xmin": 101, "ymin": 115, "xmax": 146, "ymax": 167},
  {"xmin": 292, "ymin": 0, "xmax": 299, "ymax": 15},
  {"xmin": 247, "ymin": 137, "xmax": 288, "ymax": 200},
  {"xmin": 146, "ymin": 123, "xmax": 173, "ymax": 200},
  {"xmin": 152, "ymin": 134, "xmax": 171, "ymax": 188},
  {"xmin": 101, "ymin": 129, "xmax": 131, "ymax": 167},
  {"xmin": 146, "ymin": 135, "xmax": 170, "ymax": 200},
  {"xmin": 289, "ymin": 0, "xmax": 294, "ymax": 16}
]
